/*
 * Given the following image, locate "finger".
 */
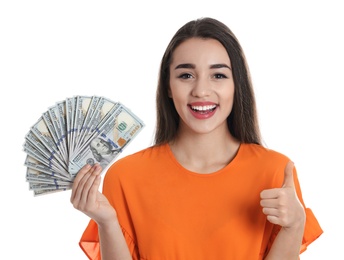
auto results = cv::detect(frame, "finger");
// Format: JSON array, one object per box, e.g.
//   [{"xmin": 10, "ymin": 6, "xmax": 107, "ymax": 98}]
[
  {"xmin": 262, "ymin": 207, "xmax": 280, "ymax": 217},
  {"xmin": 81, "ymin": 164, "xmax": 102, "ymax": 205},
  {"xmin": 71, "ymin": 172, "xmax": 92, "ymax": 207},
  {"xmin": 70, "ymin": 163, "xmax": 92, "ymax": 203},
  {"xmin": 260, "ymin": 188, "xmax": 280, "ymax": 199},
  {"xmin": 73, "ymin": 163, "xmax": 92, "ymax": 184},
  {"xmin": 88, "ymin": 174, "xmax": 102, "ymax": 203},
  {"xmin": 266, "ymin": 215, "xmax": 281, "ymax": 225},
  {"xmin": 282, "ymin": 161, "xmax": 295, "ymax": 188},
  {"xmin": 71, "ymin": 165, "xmax": 98, "ymax": 206},
  {"xmin": 260, "ymin": 198, "xmax": 280, "ymax": 208}
]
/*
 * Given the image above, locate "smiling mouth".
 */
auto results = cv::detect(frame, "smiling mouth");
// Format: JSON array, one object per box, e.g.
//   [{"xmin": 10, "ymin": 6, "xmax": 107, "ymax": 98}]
[{"xmin": 190, "ymin": 105, "xmax": 217, "ymax": 114}]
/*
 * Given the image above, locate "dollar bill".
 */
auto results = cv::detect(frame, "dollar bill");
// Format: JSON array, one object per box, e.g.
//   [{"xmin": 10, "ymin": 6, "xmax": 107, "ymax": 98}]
[
  {"xmin": 66, "ymin": 96, "xmax": 76, "ymax": 158},
  {"xmin": 56, "ymin": 100, "xmax": 68, "ymax": 161},
  {"xmin": 47, "ymin": 104, "xmax": 68, "ymax": 163},
  {"xmin": 29, "ymin": 182, "xmax": 72, "ymax": 191},
  {"xmin": 27, "ymin": 168, "xmax": 72, "ymax": 192},
  {"xmin": 26, "ymin": 168, "xmax": 72, "ymax": 185},
  {"xmin": 23, "ymin": 141, "xmax": 70, "ymax": 178},
  {"xmin": 24, "ymin": 138, "xmax": 66, "ymax": 175},
  {"xmin": 68, "ymin": 103, "xmax": 144, "ymax": 176},
  {"xmin": 25, "ymin": 155, "xmax": 72, "ymax": 181},
  {"xmin": 71, "ymin": 96, "xmax": 93, "ymax": 156},
  {"xmin": 33, "ymin": 189, "xmax": 67, "ymax": 196},
  {"xmin": 29, "ymin": 116, "xmax": 67, "ymax": 169},
  {"xmin": 23, "ymin": 95, "xmax": 145, "ymax": 195},
  {"xmin": 72, "ymin": 96, "xmax": 117, "ymax": 156}
]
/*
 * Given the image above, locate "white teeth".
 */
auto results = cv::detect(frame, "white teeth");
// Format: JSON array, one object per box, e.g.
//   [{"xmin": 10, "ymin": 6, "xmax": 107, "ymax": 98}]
[{"xmin": 191, "ymin": 105, "xmax": 217, "ymax": 111}]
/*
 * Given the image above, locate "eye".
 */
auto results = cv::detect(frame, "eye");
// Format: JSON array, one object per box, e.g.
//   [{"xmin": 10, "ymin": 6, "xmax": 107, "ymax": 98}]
[
  {"xmin": 214, "ymin": 73, "xmax": 228, "ymax": 79},
  {"xmin": 178, "ymin": 73, "xmax": 193, "ymax": 79}
]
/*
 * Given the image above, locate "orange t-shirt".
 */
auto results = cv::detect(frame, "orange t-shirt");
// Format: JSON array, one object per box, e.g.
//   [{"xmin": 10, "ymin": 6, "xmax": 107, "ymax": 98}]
[{"xmin": 80, "ymin": 143, "xmax": 323, "ymax": 260}]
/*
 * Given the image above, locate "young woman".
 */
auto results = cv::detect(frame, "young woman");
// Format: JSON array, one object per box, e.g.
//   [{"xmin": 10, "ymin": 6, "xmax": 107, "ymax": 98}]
[{"xmin": 71, "ymin": 17, "xmax": 323, "ymax": 260}]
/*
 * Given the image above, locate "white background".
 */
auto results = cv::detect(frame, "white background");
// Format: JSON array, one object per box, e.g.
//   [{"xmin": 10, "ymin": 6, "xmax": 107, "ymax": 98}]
[{"xmin": 1, "ymin": 0, "xmax": 342, "ymax": 259}]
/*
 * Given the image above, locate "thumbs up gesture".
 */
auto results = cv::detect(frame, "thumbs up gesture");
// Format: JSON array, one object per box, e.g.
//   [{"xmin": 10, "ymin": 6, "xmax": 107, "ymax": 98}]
[{"xmin": 260, "ymin": 161, "xmax": 306, "ymax": 228}]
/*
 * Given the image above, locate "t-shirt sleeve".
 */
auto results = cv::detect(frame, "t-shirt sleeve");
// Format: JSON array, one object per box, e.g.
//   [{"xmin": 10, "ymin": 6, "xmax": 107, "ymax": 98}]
[
  {"xmin": 79, "ymin": 219, "xmax": 101, "ymax": 260},
  {"xmin": 300, "ymin": 208, "xmax": 323, "ymax": 253},
  {"xmin": 293, "ymin": 167, "xmax": 323, "ymax": 253},
  {"xmin": 265, "ymin": 207, "xmax": 322, "ymax": 260}
]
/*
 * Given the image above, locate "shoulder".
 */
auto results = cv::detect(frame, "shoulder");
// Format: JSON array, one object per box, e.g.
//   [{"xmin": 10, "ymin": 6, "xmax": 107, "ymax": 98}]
[
  {"xmin": 116, "ymin": 144, "xmax": 167, "ymax": 166},
  {"xmin": 240, "ymin": 143, "xmax": 290, "ymax": 163},
  {"xmin": 238, "ymin": 143, "xmax": 294, "ymax": 187},
  {"xmin": 239, "ymin": 143, "xmax": 292, "ymax": 176},
  {"xmin": 104, "ymin": 144, "xmax": 168, "ymax": 180}
]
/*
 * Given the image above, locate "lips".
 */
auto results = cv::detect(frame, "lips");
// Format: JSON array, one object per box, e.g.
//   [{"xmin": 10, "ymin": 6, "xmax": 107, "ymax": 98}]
[
  {"xmin": 190, "ymin": 104, "xmax": 217, "ymax": 113},
  {"xmin": 188, "ymin": 102, "xmax": 218, "ymax": 119}
]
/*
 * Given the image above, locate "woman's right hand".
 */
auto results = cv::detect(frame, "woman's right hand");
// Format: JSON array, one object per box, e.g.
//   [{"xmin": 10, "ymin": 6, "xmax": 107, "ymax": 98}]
[{"xmin": 70, "ymin": 163, "xmax": 117, "ymax": 225}]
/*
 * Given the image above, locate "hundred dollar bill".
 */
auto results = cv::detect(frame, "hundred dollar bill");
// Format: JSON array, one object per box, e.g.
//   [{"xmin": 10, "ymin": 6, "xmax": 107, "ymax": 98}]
[
  {"xmin": 68, "ymin": 103, "xmax": 144, "ymax": 176},
  {"xmin": 26, "ymin": 167, "xmax": 73, "ymax": 185},
  {"xmin": 29, "ymin": 116, "xmax": 67, "ymax": 169},
  {"xmin": 71, "ymin": 96, "xmax": 93, "ymax": 156},
  {"xmin": 33, "ymin": 189, "xmax": 66, "ymax": 196},
  {"xmin": 30, "ymin": 183, "xmax": 72, "ymax": 196},
  {"xmin": 56, "ymin": 100, "xmax": 68, "ymax": 162},
  {"xmin": 23, "ymin": 95, "xmax": 145, "ymax": 196},
  {"xmin": 47, "ymin": 104, "xmax": 68, "ymax": 163},
  {"xmin": 71, "ymin": 96, "xmax": 119, "ymax": 158},
  {"xmin": 25, "ymin": 130, "xmax": 66, "ymax": 172},
  {"xmin": 75, "ymin": 101, "xmax": 122, "ymax": 154},
  {"xmin": 72, "ymin": 96, "xmax": 100, "ymax": 155},
  {"xmin": 25, "ymin": 155, "xmax": 72, "ymax": 181},
  {"xmin": 66, "ymin": 96, "xmax": 77, "ymax": 158},
  {"xmin": 42, "ymin": 111, "xmax": 60, "ymax": 152},
  {"xmin": 85, "ymin": 97, "xmax": 120, "ymax": 141},
  {"xmin": 29, "ymin": 182, "xmax": 72, "ymax": 191},
  {"xmin": 27, "ymin": 168, "xmax": 72, "ymax": 191},
  {"xmin": 23, "ymin": 141, "xmax": 70, "ymax": 178},
  {"xmin": 28, "ymin": 178, "xmax": 72, "ymax": 185}
]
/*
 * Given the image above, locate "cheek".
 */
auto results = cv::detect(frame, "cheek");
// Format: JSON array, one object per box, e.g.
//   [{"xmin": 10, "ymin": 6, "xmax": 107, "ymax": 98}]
[
  {"xmin": 168, "ymin": 79, "xmax": 175, "ymax": 98},
  {"xmin": 223, "ymin": 86, "xmax": 235, "ymax": 100},
  {"xmin": 168, "ymin": 82, "xmax": 181, "ymax": 100},
  {"xmin": 222, "ymin": 88, "xmax": 235, "ymax": 110},
  {"xmin": 169, "ymin": 92, "xmax": 185, "ymax": 115}
]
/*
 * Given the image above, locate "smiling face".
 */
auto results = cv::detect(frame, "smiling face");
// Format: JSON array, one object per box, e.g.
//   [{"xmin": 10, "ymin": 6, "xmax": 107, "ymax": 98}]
[{"xmin": 169, "ymin": 37, "xmax": 235, "ymax": 136}]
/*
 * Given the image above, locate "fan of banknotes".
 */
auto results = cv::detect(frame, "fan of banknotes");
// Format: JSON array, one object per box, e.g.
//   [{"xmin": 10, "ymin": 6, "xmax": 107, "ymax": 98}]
[{"xmin": 23, "ymin": 95, "xmax": 145, "ymax": 196}]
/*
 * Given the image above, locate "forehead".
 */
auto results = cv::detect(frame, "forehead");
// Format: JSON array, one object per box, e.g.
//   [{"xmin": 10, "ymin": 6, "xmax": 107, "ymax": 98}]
[{"xmin": 172, "ymin": 37, "xmax": 230, "ymax": 65}]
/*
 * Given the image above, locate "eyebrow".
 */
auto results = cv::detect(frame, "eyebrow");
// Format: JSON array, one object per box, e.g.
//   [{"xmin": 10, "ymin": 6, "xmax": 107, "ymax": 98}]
[{"xmin": 174, "ymin": 63, "xmax": 232, "ymax": 70}]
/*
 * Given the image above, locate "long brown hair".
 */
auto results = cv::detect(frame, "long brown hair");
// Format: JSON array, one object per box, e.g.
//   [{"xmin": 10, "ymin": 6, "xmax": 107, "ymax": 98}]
[{"xmin": 154, "ymin": 17, "xmax": 261, "ymax": 145}]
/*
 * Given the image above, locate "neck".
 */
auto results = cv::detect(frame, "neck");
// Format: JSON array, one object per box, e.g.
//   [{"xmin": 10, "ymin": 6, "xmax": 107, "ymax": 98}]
[{"xmin": 169, "ymin": 127, "xmax": 240, "ymax": 174}]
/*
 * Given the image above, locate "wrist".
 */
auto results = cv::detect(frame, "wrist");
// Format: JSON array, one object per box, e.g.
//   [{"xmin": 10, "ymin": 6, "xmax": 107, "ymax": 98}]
[{"xmin": 96, "ymin": 214, "xmax": 119, "ymax": 230}]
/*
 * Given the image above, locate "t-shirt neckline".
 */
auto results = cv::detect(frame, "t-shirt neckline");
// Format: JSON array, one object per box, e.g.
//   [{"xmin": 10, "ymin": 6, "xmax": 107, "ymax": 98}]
[{"xmin": 164, "ymin": 142, "xmax": 244, "ymax": 177}]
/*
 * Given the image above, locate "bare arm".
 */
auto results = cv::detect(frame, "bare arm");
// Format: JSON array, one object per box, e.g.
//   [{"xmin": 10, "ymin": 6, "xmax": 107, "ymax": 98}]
[
  {"xmin": 260, "ymin": 161, "xmax": 306, "ymax": 260},
  {"xmin": 264, "ymin": 220, "xmax": 305, "ymax": 260},
  {"xmin": 71, "ymin": 163, "xmax": 132, "ymax": 260},
  {"xmin": 98, "ymin": 218, "xmax": 132, "ymax": 260}
]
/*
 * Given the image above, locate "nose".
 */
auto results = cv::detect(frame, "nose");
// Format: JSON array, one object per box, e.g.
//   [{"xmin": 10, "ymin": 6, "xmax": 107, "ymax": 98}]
[{"xmin": 191, "ymin": 77, "xmax": 211, "ymax": 97}]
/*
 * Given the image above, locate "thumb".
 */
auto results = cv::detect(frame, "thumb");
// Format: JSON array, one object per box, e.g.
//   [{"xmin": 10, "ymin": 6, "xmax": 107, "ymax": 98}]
[{"xmin": 282, "ymin": 161, "xmax": 295, "ymax": 188}]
